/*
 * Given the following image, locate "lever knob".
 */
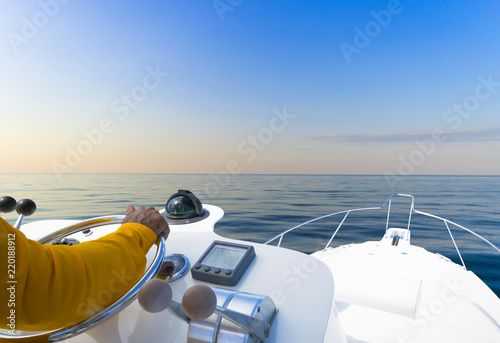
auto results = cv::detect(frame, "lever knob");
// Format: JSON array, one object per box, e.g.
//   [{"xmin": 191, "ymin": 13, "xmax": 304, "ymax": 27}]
[
  {"xmin": 0, "ymin": 196, "xmax": 17, "ymax": 213},
  {"xmin": 16, "ymin": 199, "xmax": 36, "ymax": 216},
  {"xmin": 138, "ymin": 279, "xmax": 173, "ymax": 313},
  {"xmin": 182, "ymin": 285, "xmax": 217, "ymax": 321}
]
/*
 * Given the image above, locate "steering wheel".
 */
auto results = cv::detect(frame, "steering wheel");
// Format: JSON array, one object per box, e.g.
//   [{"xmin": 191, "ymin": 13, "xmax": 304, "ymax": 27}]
[{"xmin": 0, "ymin": 216, "xmax": 165, "ymax": 342}]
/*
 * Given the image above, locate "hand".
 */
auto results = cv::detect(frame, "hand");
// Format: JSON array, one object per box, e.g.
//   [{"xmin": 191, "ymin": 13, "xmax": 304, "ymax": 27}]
[{"xmin": 122, "ymin": 204, "xmax": 170, "ymax": 240}]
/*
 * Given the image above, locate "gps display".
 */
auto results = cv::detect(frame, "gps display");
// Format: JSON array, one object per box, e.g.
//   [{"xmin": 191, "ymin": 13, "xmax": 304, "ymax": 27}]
[{"xmin": 191, "ymin": 241, "xmax": 255, "ymax": 286}]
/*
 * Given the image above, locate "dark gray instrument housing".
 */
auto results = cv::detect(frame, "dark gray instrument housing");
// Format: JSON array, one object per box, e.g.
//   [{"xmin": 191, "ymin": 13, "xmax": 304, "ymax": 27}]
[{"xmin": 191, "ymin": 240, "xmax": 256, "ymax": 286}]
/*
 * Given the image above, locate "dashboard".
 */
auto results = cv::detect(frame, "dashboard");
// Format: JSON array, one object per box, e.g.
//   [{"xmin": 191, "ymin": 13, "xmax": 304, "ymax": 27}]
[{"xmin": 20, "ymin": 204, "xmax": 336, "ymax": 343}]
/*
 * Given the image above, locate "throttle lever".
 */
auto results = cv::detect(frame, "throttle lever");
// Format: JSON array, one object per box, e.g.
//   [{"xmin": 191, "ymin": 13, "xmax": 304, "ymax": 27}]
[
  {"xmin": 0, "ymin": 196, "xmax": 17, "ymax": 213},
  {"xmin": 214, "ymin": 305, "xmax": 271, "ymax": 340},
  {"xmin": 138, "ymin": 279, "xmax": 190, "ymax": 322},
  {"xmin": 0, "ymin": 196, "xmax": 36, "ymax": 230},
  {"xmin": 138, "ymin": 281, "xmax": 274, "ymax": 341},
  {"xmin": 14, "ymin": 199, "xmax": 37, "ymax": 230},
  {"xmin": 182, "ymin": 285, "xmax": 270, "ymax": 340}
]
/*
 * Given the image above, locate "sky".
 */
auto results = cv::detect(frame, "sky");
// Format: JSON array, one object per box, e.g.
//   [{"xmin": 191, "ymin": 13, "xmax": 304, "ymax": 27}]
[{"xmin": 1, "ymin": 0, "xmax": 499, "ymax": 177}]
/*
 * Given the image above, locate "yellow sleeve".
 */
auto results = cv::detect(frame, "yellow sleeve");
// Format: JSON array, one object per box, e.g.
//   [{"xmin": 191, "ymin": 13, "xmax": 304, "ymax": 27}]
[{"xmin": 0, "ymin": 217, "xmax": 157, "ymax": 332}]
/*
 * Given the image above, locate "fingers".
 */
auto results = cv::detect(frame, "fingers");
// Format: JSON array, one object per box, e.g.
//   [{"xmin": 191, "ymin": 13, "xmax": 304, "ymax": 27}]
[
  {"xmin": 123, "ymin": 204, "xmax": 169, "ymax": 241},
  {"xmin": 160, "ymin": 226, "xmax": 170, "ymax": 240},
  {"xmin": 126, "ymin": 204, "xmax": 136, "ymax": 215}
]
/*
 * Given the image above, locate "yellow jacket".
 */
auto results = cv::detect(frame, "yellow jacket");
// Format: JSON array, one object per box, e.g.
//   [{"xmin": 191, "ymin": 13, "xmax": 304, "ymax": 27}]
[{"xmin": 0, "ymin": 217, "xmax": 157, "ymax": 332}]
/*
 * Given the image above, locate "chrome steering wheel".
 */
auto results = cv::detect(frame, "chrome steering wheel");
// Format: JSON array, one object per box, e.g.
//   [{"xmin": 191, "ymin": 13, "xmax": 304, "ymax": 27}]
[{"xmin": 0, "ymin": 216, "xmax": 165, "ymax": 342}]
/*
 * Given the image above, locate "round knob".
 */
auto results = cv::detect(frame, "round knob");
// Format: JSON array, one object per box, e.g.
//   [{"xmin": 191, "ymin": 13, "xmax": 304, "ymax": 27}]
[
  {"xmin": 0, "ymin": 196, "xmax": 17, "ymax": 213},
  {"xmin": 182, "ymin": 285, "xmax": 217, "ymax": 321},
  {"xmin": 138, "ymin": 279, "xmax": 173, "ymax": 313},
  {"xmin": 16, "ymin": 199, "xmax": 36, "ymax": 216}
]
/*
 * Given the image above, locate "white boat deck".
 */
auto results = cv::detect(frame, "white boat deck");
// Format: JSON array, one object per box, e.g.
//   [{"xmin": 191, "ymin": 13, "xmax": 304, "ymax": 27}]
[{"xmin": 313, "ymin": 238, "xmax": 500, "ymax": 343}]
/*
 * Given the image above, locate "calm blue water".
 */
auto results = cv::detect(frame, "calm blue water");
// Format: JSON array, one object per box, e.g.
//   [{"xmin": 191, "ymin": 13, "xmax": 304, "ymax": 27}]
[{"xmin": 1, "ymin": 173, "xmax": 499, "ymax": 297}]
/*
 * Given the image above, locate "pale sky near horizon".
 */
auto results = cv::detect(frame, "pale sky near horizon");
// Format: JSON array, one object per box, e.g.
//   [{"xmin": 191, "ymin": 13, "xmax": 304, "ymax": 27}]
[{"xmin": 1, "ymin": 0, "xmax": 499, "ymax": 176}]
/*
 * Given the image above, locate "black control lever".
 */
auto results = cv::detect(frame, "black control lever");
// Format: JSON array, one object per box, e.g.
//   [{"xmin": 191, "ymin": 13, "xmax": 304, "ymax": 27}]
[
  {"xmin": 0, "ymin": 196, "xmax": 36, "ymax": 230},
  {"xmin": 14, "ymin": 199, "xmax": 37, "ymax": 230},
  {"xmin": 0, "ymin": 196, "xmax": 17, "ymax": 213}
]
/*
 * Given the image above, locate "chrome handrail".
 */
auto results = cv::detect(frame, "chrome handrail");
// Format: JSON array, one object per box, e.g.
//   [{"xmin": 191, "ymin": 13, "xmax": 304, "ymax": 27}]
[
  {"xmin": 413, "ymin": 208, "xmax": 500, "ymax": 269},
  {"xmin": 264, "ymin": 194, "xmax": 500, "ymax": 271},
  {"xmin": 0, "ymin": 216, "xmax": 165, "ymax": 342},
  {"xmin": 264, "ymin": 193, "xmax": 409, "ymax": 246}
]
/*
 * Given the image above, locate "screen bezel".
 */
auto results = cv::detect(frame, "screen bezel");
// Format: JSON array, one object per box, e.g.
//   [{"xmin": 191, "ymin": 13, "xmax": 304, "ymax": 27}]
[
  {"xmin": 201, "ymin": 243, "xmax": 248, "ymax": 269},
  {"xmin": 192, "ymin": 240, "xmax": 256, "ymax": 286}
]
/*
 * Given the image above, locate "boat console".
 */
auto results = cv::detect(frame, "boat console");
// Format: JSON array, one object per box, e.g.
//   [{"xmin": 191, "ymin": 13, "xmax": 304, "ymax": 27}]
[
  {"xmin": 2, "ymin": 191, "xmax": 499, "ymax": 343},
  {"xmin": 0, "ymin": 191, "xmax": 345, "ymax": 343}
]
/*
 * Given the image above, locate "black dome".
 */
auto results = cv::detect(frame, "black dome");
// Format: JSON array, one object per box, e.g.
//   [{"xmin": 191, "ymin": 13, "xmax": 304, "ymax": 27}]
[{"xmin": 165, "ymin": 190, "xmax": 206, "ymax": 223}]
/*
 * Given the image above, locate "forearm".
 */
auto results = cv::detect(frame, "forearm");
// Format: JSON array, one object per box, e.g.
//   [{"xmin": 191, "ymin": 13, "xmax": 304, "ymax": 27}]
[{"xmin": 0, "ymin": 219, "xmax": 157, "ymax": 331}]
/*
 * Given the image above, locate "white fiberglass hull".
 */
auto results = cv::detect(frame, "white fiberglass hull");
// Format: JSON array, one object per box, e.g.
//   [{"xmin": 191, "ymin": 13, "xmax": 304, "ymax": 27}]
[{"xmin": 314, "ymin": 240, "xmax": 500, "ymax": 343}]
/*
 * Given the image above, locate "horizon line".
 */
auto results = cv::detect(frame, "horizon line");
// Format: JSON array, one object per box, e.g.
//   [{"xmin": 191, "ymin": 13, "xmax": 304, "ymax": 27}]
[{"xmin": 1, "ymin": 172, "xmax": 499, "ymax": 177}]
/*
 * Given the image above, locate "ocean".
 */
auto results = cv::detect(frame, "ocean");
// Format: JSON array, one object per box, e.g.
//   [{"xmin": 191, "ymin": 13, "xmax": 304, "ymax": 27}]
[{"xmin": 1, "ymin": 173, "xmax": 499, "ymax": 297}]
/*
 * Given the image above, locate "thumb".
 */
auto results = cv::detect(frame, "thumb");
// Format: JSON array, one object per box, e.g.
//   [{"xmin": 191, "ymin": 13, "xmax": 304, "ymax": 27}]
[{"xmin": 126, "ymin": 204, "xmax": 136, "ymax": 215}]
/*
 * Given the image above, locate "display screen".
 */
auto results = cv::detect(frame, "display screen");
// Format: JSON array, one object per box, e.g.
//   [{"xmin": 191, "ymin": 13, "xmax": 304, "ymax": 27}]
[
  {"xmin": 192, "ymin": 240, "xmax": 256, "ymax": 286},
  {"xmin": 201, "ymin": 244, "xmax": 247, "ymax": 269}
]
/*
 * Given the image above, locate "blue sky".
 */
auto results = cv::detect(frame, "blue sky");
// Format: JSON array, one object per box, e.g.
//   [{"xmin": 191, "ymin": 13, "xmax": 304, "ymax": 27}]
[{"xmin": 1, "ymin": 0, "xmax": 499, "ymax": 176}]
